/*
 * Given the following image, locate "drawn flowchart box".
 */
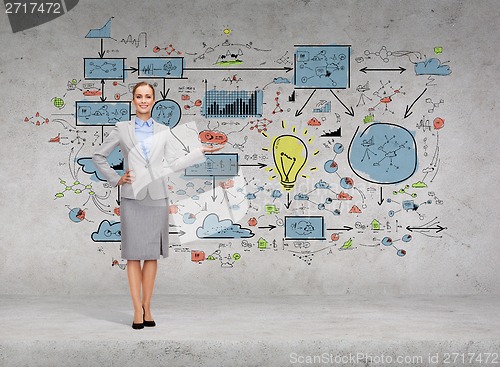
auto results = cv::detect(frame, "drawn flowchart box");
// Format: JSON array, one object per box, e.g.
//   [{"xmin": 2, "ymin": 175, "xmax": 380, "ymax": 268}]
[
  {"xmin": 138, "ymin": 57, "xmax": 184, "ymax": 78},
  {"xmin": 84, "ymin": 58, "xmax": 126, "ymax": 80},
  {"xmin": 76, "ymin": 101, "xmax": 131, "ymax": 126},
  {"xmin": 284, "ymin": 216, "xmax": 325, "ymax": 240},
  {"xmin": 294, "ymin": 45, "xmax": 350, "ymax": 89},
  {"xmin": 184, "ymin": 153, "xmax": 238, "ymax": 177}
]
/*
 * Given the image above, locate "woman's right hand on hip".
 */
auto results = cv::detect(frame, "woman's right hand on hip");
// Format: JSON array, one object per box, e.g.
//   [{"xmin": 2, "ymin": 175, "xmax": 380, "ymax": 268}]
[{"xmin": 117, "ymin": 169, "xmax": 134, "ymax": 185}]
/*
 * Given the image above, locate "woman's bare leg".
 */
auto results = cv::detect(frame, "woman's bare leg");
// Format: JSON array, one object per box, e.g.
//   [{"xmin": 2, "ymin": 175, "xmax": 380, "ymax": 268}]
[
  {"xmin": 142, "ymin": 259, "xmax": 157, "ymax": 320},
  {"xmin": 127, "ymin": 260, "xmax": 143, "ymax": 323}
]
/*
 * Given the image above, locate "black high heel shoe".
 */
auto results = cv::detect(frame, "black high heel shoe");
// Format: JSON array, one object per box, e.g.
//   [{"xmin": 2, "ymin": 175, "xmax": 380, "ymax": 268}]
[
  {"xmin": 132, "ymin": 310, "xmax": 144, "ymax": 329},
  {"xmin": 132, "ymin": 321, "xmax": 144, "ymax": 330},
  {"xmin": 143, "ymin": 306, "xmax": 156, "ymax": 327}
]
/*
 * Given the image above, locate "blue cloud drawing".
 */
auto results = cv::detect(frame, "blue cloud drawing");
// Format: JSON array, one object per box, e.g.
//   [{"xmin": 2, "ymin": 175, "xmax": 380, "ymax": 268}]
[
  {"xmin": 77, "ymin": 146, "xmax": 124, "ymax": 182},
  {"xmin": 294, "ymin": 193, "xmax": 310, "ymax": 200},
  {"xmin": 197, "ymin": 213, "xmax": 254, "ymax": 239},
  {"xmin": 315, "ymin": 179, "xmax": 330, "ymax": 189},
  {"xmin": 273, "ymin": 77, "xmax": 291, "ymax": 84},
  {"xmin": 271, "ymin": 189, "xmax": 282, "ymax": 199},
  {"xmin": 91, "ymin": 220, "xmax": 121, "ymax": 242},
  {"xmin": 414, "ymin": 58, "xmax": 451, "ymax": 76}
]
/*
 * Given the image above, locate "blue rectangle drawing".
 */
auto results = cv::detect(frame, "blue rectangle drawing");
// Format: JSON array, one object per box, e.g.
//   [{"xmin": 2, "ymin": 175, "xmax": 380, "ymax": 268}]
[
  {"xmin": 294, "ymin": 45, "xmax": 350, "ymax": 89},
  {"xmin": 184, "ymin": 153, "xmax": 238, "ymax": 177},
  {"xmin": 138, "ymin": 57, "xmax": 184, "ymax": 78},
  {"xmin": 75, "ymin": 101, "xmax": 131, "ymax": 126},
  {"xmin": 285, "ymin": 216, "xmax": 325, "ymax": 240},
  {"xmin": 84, "ymin": 58, "xmax": 126, "ymax": 80}
]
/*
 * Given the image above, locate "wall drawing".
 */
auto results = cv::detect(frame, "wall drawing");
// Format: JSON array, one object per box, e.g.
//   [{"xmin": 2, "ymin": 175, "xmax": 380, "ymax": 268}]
[{"xmin": 37, "ymin": 18, "xmax": 451, "ymax": 268}]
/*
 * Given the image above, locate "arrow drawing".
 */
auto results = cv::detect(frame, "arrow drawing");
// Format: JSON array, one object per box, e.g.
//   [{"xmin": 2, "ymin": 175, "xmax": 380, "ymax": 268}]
[
  {"xmin": 295, "ymin": 89, "xmax": 316, "ymax": 116},
  {"xmin": 405, "ymin": 217, "xmax": 446, "ymax": 237},
  {"xmin": 258, "ymin": 225, "xmax": 277, "ymax": 231},
  {"xmin": 406, "ymin": 225, "xmax": 446, "ymax": 233},
  {"xmin": 360, "ymin": 66, "xmax": 406, "ymax": 74},
  {"xmin": 377, "ymin": 187, "xmax": 384, "ymax": 206},
  {"xmin": 185, "ymin": 66, "xmax": 293, "ymax": 72},
  {"xmin": 404, "ymin": 88, "xmax": 427, "ymax": 118},
  {"xmin": 330, "ymin": 90, "xmax": 354, "ymax": 116},
  {"xmin": 239, "ymin": 163, "xmax": 267, "ymax": 169},
  {"xmin": 326, "ymin": 225, "xmax": 353, "ymax": 231}
]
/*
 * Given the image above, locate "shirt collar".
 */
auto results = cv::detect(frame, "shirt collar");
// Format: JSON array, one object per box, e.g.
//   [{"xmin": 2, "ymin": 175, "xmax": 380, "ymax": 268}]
[{"xmin": 134, "ymin": 117, "xmax": 154, "ymax": 128}]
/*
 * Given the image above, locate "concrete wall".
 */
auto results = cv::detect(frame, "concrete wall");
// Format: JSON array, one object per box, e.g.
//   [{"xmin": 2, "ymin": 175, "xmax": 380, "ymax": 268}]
[{"xmin": 0, "ymin": 0, "xmax": 498, "ymax": 296}]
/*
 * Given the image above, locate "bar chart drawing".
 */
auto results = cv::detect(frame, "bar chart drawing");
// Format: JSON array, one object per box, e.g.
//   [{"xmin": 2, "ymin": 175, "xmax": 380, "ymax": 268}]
[
  {"xmin": 202, "ymin": 89, "xmax": 263, "ymax": 118},
  {"xmin": 313, "ymin": 100, "xmax": 331, "ymax": 113}
]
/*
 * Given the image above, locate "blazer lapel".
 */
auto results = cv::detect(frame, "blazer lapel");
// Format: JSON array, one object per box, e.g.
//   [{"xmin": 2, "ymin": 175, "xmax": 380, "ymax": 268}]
[
  {"xmin": 127, "ymin": 120, "xmax": 148, "ymax": 163},
  {"xmin": 148, "ymin": 120, "xmax": 162, "ymax": 160},
  {"xmin": 127, "ymin": 120, "xmax": 139, "ymax": 147}
]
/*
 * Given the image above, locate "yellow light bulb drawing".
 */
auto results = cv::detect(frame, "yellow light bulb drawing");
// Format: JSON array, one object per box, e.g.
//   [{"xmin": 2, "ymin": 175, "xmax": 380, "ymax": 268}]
[{"xmin": 272, "ymin": 134, "xmax": 308, "ymax": 191}]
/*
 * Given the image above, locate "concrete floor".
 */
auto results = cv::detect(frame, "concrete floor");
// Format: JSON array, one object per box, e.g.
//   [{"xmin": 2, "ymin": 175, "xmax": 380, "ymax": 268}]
[{"xmin": 0, "ymin": 295, "xmax": 499, "ymax": 366}]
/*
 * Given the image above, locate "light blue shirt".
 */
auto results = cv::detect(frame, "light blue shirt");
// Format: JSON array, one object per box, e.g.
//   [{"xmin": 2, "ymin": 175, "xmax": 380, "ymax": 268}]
[{"xmin": 134, "ymin": 117, "xmax": 154, "ymax": 161}]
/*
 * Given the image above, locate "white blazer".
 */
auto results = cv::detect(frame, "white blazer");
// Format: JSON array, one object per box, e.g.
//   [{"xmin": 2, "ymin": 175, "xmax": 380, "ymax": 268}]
[{"xmin": 92, "ymin": 119, "xmax": 205, "ymax": 200}]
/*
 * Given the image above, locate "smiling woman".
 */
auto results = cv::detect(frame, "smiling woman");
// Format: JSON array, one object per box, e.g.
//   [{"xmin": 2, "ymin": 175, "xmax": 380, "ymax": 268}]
[
  {"xmin": 92, "ymin": 81, "xmax": 224, "ymax": 329},
  {"xmin": 133, "ymin": 82, "xmax": 155, "ymax": 117}
]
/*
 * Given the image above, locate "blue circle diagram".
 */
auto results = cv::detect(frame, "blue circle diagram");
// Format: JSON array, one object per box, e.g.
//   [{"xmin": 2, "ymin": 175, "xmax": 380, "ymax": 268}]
[
  {"xmin": 324, "ymin": 160, "xmax": 338, "ymax": 173},
  {"xmin": 333, "ymin": 143, "xmax": 344, "ymax": 154},
  {"xmin": 151, "ymin": 99, "xmax": 181, "ymax": 128},
  {"xmin": 340, "ymin": 177, "xmax": 354, "ymax": 189},
  {"xmin": 348, "ymin": 123, "xmax": 417, "ymax": 184}
]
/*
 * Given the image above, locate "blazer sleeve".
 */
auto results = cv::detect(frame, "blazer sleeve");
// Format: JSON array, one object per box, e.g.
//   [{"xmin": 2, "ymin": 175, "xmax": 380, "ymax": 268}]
[
  {"xmin": 92, "ymin": 126, "xmax": 122, "ymax": 187},
  {"xmin": 164, "ymin": 127, "xmax": 206, "ymax": 174}
]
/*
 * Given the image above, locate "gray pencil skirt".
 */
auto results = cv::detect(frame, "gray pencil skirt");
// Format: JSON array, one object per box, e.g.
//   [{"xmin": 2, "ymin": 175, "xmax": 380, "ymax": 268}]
[{"xmin": 120, "ymin": 192, "xmax": 169, "ymax": 260}]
